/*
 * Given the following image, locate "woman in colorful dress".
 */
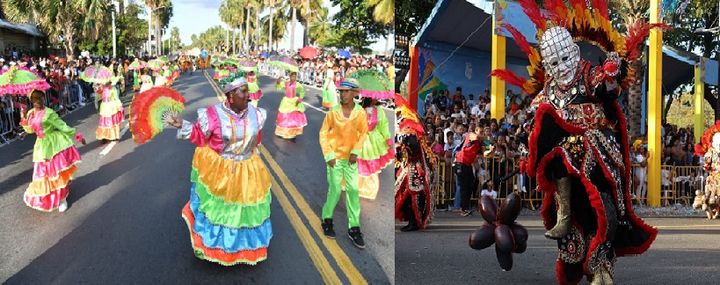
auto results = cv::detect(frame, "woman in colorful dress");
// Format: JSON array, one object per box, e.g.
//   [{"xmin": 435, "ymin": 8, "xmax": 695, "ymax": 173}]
[
  {"xmin": 139, "ymin": 69, "xmax": 154, "ymax": 93},
  {"xmin": 132, "ymin": 69, "xmax": 141, "ymax": 92},
  {"xmin": 166, "ymin": 78, "xmax": 273, "ymax": 266},
  {"xmin": 155, "ymin": 66, "xmax": 169, "ymax": 87},
  {"xmin": 357, "ymin": 97, "xmax": 394, "ymax": 200},
  {"xmin": 321, "ymin": 62, "xmax": 338, "ymax": 109},
  {"xmin": 95, "ymin": 80, "xmax": 124, "ymax": 142},
  {"xmin": 247, "ymin": 70, "xmax": 263, "ymax": 107},
  {"xmin": 275, "ymin": 72, "xmax": 307, "ymax": 140},
  {"xmin": 21, "ymin": 90, "xmax": 86, "ymax": 212}
]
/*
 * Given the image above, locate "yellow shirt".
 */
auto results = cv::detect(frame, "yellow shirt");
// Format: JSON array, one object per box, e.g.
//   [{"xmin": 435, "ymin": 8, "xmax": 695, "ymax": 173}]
[{"xmin": 319, "ymin": 104, "xmax": 369, "ymax": 161}]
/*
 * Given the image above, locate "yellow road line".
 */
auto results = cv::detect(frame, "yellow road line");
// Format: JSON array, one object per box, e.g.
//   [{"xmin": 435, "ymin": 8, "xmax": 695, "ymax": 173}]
[
  {"xmin": 260, "ymin": 146, "xmax": 368, "ymax": 285},
  {"xmin": 203, "ymin": 70, "xmax": 226, "ymax": 102},
  {"xmin": 268, "ymin": 173, "xmax": 342, "ymax": 284}
]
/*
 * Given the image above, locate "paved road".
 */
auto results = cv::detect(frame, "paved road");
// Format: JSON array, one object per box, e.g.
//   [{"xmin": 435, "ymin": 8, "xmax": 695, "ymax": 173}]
[
  {"xmin": 396, "ymin": 213, "xmax": 720, "ymax": 284},
  {"xmin": 0, "ymin": 70, "xmax": 394, "ymax": 284}
]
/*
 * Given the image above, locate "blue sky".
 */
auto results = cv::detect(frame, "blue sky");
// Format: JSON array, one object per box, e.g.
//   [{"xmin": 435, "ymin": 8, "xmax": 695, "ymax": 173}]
[{"xmin": 135, "ymin": 0, "xmax": 391, "ymax": 53}]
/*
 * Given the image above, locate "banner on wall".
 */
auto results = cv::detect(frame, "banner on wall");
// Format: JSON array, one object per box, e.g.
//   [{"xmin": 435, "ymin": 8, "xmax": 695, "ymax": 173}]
[{"xmin": 416, "ymin": 44, "xmax": 528, "ymax": 116}]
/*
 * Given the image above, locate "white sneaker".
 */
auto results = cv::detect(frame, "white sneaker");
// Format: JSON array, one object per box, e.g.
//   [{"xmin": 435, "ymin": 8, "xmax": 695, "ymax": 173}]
[{"xmin": 58, "ymin": 200, "xmax": 68, "ymax": 212}]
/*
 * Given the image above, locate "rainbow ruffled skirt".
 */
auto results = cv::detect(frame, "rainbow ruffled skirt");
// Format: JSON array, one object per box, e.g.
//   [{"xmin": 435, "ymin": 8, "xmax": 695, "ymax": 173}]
[{"xmin": 181, "ymin": 147, "xmax": 273, "ymax": 266}]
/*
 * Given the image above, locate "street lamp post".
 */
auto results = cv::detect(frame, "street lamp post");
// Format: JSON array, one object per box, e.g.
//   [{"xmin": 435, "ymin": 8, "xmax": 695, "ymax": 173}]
[{"xmin": 112, "ymin": 0, "xmax": 117, "ymax": 58}]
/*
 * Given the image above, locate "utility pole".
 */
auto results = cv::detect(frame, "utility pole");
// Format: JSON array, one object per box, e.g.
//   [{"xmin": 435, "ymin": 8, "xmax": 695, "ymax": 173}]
[
  {"xmin": 112, "ymin": 0, "xmax": 117, "ymax": 58},
  {"xmin": 148, "ymin": 8, "xmax": 152, "ymax": 56}
]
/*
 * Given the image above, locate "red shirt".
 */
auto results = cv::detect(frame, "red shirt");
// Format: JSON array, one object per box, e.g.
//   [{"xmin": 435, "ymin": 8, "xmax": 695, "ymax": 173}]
[{"xmin": 455, "ymin": 135, "xmax": 481, "ymax": 166}]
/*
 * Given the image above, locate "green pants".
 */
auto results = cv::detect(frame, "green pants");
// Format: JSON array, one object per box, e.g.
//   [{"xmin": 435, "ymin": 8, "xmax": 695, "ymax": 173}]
[{"xmin": 322, "ymin": 159, "xmax": 361, "ymax": 228}]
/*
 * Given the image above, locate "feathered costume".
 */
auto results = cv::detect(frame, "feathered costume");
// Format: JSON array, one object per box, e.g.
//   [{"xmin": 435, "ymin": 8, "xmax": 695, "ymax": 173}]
[
  {"xmin": 490, "ymin": 0, "xmax": 661, "ymax": 283},
  {"xmin": 693, "ymin": 121, "xmax": 720, "ymax": 219},
  {"xmin": 394, "ymin": 94, "xmax": 436, "ymax": 230}
]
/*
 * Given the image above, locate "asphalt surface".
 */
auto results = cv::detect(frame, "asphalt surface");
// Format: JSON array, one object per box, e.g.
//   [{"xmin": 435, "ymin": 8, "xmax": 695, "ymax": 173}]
[
  {"xmin": 395, "ymin": 213, "xmax": 720, "ymax": 284},
  {"xmin": 0, "ymin": 69, "xmax": 394, "ymax": 284}
]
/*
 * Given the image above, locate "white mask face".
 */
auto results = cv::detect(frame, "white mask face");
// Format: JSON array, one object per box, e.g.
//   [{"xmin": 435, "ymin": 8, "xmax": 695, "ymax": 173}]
[
  {"xmin": 540, "ymin": 27, "xmax": 580, "ymax": 86},
  {"xmin": 712, "ymin": 133, "xmax": 720, "ymax": 151}
]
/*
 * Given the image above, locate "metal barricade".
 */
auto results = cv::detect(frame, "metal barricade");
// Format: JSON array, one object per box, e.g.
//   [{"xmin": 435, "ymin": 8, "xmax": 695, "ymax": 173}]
[{"xmin": 429, "ymin": 152, "xmax": 703, "ymax": 210}]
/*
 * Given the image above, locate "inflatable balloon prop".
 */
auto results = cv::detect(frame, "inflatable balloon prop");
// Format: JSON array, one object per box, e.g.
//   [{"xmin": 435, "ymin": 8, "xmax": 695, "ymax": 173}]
[{"xmin": 469, "ymin": 193, "xmax": 528, "ymax": 271}]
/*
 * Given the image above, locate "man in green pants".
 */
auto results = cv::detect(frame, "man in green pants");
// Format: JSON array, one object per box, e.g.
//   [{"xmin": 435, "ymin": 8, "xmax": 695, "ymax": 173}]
[{"xmin": 319, "ymin": 78, "xmax": 369, "ymax": 249}]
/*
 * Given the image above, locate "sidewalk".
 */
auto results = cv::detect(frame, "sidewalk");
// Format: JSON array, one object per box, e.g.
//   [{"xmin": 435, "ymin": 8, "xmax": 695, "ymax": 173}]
[{"xmin": 396, "ymin": 206, "xmax": 708, "ymax": 230}]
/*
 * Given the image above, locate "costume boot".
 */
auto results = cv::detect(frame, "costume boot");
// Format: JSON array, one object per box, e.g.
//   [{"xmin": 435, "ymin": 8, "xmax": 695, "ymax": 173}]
[
  {"xmin": 590, "ymin": 267, "xmax": 613, "ymax": 285},
  {"xmin": 545, "ymin": 177, "xmax": 571, "ymax": 239}
]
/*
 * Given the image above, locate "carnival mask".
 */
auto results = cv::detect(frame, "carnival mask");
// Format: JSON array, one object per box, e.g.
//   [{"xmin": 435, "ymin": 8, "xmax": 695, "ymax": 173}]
[
  {"xmin": 540, "ymin": 27, "xmax": 580, "ymax": 87},
  {"xmin": 712, "ymin": 133, "xmax": 720, "ymax": 151}
]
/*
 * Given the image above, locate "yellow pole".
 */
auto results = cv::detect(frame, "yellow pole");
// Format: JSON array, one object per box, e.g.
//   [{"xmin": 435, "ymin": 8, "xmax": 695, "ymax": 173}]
[
  {"xmin": 695, "ymin": 62, "xmax": 705, "ymax": 142},
  {"xmin": 646, "ymin": 0, "xmax": 662, "ymax": 207},
  {"xmin": 491, "ymin": 3, "xmax": 506, "ymax": 121}
]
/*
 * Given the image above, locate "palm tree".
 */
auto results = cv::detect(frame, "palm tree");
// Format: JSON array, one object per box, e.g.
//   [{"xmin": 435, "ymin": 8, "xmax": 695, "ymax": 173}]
[
  {"xmin": 261, "ymin": 8, "xmax": 288, "ymax": 50},
  {"xmin": 145, "ymin": 0, "xmax": 172, "ymax": 56},
  {"xmin": 297, "ymin": 0, "xmax": 323, "ymax": 48},
  {"xmin": 4, "ymin": 0, "xmax": 110, "ymax": 60},
  {"xmin": 80, "ymin": 0, "xmax": 112, "ymax": 41},
  {"xmin": 264, "ymin": 0, "xmax": 280, "ymax": 50},
  {"xmin": 220, "ymin": 0, "xmax": 245, "ymax": 54},
  {"xmin": 611, "ymin": 0, "xmax": 649, "ymax": 139},
  {"xmin": 366, "ymin": 0, "xmax": 393, "ymax": 25},
  {"xmin": 308, "ymin": 7, "xmax": 331, "ymax": 46}
]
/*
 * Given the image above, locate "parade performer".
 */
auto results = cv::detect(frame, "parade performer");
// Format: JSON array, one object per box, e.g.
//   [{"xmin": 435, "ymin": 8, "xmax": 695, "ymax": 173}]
[
  {"xmin": 247, "ymin": 70, "xmax": 263, "ymax": 107},
  {"xmin": 274, "ymin": 72, "xmax": 307, "ymax": 140},
  {"xmin": 490, "ymin": 1, "xmax": 660, "ymax": 283},
  {"xmin": 20, "ymin": 90, "xmax": 86, "ymax": 212},
  {"xmin": 357, "ymin": 97, "xmax": 394, "ymax": 200},
  {"xmin": 155, "ymin": 66, "xmax": 169, "ymax": 87},
  {"xmin": 693, "ymin": 121, "xmax": 720, "ymax": 219},
  {"xmin": 394, "ymin": 94, "xmax": 435, "ymax": 231},
  {"xmin": 321, "ymin": 62, "xmax": 338, "ymax": 109},
  {"xmin": 132, "ymin": 69, "xmax": 140, "ymax": 92},
  {"xmin": 319, "ymin": 79, "xmax": 368, "ymax": 248},
  {"xmin": 166, "ymin": 78, "xmax": 273, "ymax": 266},
  {"xmin": 139, "ymin": 69, "xmax": 154, "ymax": 93},
  {"xmin": 95, "ymin": 79, "xmax": 124, "ymax": 142}
]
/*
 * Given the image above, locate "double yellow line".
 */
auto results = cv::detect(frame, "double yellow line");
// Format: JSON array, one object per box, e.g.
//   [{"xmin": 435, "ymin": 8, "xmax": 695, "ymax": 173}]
[{"xmin": 204, "ymin": 71, "xmax": 368, "ymax": 285}]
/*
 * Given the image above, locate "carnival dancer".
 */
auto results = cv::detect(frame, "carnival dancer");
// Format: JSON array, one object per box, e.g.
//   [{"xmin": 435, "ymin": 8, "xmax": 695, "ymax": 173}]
[
  {"xmin": 693, "ymin": 122, "xmax": 720, "ymax": 219},
  {"xmin": 490, "ymin": 1, "xmax": 660, "ymax": 283},
  {"xmin": 321, "ymin": 62, "xmax": 338, "ymax": 109},
  {"xmin": 166, "ymin": 78, "xmax": 273, "ymax": 266},
  {"xmin": 155, "ymin": 66, "xmax": 169, "ymax": 87},
  {"xmin": 357, "ymin": 97, "xmax": 394, "ymax": 200},
  {"xmin": 132, "ymin": 68, "xmax": 141, "ymax": 92},
  {"xmin": 95, "ymin": 79, "xmax": 124, "ymax": 142},
  {"xmin": 247, "ymin": 70, "xmax": 263, "ymax": 107},
  {"xmin": 274, "ymin": 72, "xmax": 307, "ymax": 140},
  {"xmin": 319, "ymin": 79, "xmax": 369, "ymax": 248},
  {"xmin": 20, "ymin": 90, "xmax": 86, "ymax": 212},
  {"xmin": 139, "ymin": 69, "xmax": 154, "ymax": 93},
  {"xmin": 394, "ymin": 95, "xmax": 435, "ymax": 231}
]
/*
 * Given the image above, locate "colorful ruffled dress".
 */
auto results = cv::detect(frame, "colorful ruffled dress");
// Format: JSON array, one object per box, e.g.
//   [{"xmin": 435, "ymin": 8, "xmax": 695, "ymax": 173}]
[
  {"xmin": 155, "ymin": 69, "xmax": 169, "ymax": 87},
  {"xmin": 275, "ymin": 80, "xmax": 307, "ymax": 139},
  {"xmin": 96, "ymin": 85, "xmax": 124, "ymax": 140},
  {"xmin": 133, "ymin": 71, "xmax": 140, "ymax": 91},
  {"xmin": 248, "ymin": 73, "xmax": 263, "ymax": 106},
  {"xmin": 177, "ymin": 103, "xmax": 272, "ymax": 266},
  {"xmin": 357, "ymin": 106, "xmax": 394, "ymax": 199},
  {"xmin": 321, "ymin": 69, "xmax": 338, "ymax": 109},
  {"xmin": 21, "ymin": 108, "xmax": 82, "ymax": 211},
  {"xmin": 139, "ymin": 75, "xmax": 154, "ymax": 93}
]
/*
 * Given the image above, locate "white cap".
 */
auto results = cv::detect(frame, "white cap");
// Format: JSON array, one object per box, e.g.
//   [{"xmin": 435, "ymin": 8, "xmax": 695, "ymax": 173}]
[{"xmin": 222, "ymin": 77, "xmax": 248, "ymax": 94}]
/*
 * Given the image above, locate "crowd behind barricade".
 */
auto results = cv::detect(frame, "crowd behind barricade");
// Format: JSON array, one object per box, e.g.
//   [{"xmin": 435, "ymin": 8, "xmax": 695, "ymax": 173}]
[
  {"xmin": 419, "ymin": 85, "xmax": 706, "ymax": 213},
  {"xmin": 251, "ymin": 49, "xmax": 394, "ymax": 87},
  {"xmin": 0, "ymin": 55, "xmax": 134, "ymax": 145}
]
